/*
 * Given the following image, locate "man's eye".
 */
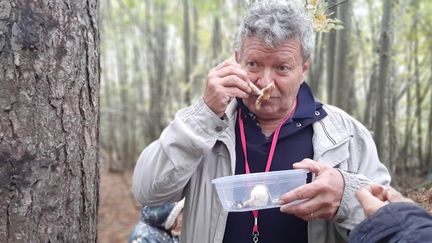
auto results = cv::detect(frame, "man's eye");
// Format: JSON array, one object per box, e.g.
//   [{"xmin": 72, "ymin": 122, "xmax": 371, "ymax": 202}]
[
  {"xmin": 277, "ymin": 65, "xmax": 291, "ymax": 72},
  {"xmin": 246, "ymin": 61, "xmax": 258, "ymax": 69}
]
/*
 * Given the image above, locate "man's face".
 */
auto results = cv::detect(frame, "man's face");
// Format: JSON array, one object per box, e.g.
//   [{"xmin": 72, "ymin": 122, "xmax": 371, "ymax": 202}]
[{"xmin": 236, "ymin": 37, "xmax": 309, "ymax": 120}]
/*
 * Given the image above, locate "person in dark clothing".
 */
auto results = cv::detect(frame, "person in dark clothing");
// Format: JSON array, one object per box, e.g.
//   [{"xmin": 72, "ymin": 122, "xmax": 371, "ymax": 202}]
[
  {"xmin": 350, "ymin": 184, "xmax": 432, "ymax": 243},
  {"xmin": 128, "ymin": 199, "xmax": 184, "ymax": 243}
]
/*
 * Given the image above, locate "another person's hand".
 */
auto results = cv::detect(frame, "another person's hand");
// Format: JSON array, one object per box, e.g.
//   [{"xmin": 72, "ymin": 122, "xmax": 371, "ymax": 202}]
[
  {"xmin": 356, "ymin": 184, "xmax": 414, "ymax": 217},
  {"xmin": 204, "ymin": 59, "xmax": 251, "ymax": 117},
  {"xmin": 279, "ymin": 159, "xmax": 344, "ymax": 221}
]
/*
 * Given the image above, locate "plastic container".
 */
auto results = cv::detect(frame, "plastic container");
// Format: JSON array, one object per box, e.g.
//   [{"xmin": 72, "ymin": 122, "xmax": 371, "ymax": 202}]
[{"xmin": 212, "ymin": 169, "xmax": 307, "ymax": 212}]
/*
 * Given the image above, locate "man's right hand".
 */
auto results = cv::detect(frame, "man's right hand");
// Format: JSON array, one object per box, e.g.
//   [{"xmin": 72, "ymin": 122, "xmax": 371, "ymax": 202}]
[{"xmin": 204, "ymin": 59, "xmax": 251, "ymax": 117}]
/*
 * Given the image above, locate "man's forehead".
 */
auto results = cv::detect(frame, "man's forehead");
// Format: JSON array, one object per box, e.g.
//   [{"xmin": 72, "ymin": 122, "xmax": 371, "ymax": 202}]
[
  {"xmin": 241, "ymin": 36, "xmax": 300, "ymax": 49},
  {"xmin": 240, "ymin": 37, "xmax": 302, "ymax": 57}
]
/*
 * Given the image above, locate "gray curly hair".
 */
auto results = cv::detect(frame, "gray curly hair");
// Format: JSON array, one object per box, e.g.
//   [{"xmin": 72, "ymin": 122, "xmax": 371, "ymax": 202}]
[{"xmin": 235, "ymin": 0, "xmax": 315, "ymax": 62}]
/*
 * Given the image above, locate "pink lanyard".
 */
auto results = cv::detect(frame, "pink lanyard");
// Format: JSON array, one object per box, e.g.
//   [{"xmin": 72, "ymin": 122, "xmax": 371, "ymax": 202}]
[{"xmin": 237, "ymin": 100, "xmax": 297, "ymax": 243}]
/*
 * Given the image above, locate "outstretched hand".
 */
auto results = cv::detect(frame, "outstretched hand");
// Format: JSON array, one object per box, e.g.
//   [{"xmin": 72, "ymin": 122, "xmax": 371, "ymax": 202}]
[
  {"xmin": 279, "ymin": 159, "xmax": 344, "ymax": 221},
  {"xmin": 355, "ymin": 184, "xmax": 414, "ymax": 217}
]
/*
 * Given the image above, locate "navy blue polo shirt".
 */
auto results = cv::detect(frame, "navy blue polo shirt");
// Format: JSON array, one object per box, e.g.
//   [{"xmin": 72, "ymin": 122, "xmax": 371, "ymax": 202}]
[{"xmin": 223, "ymin": 83, "xmax": 327, "ymax": 243}]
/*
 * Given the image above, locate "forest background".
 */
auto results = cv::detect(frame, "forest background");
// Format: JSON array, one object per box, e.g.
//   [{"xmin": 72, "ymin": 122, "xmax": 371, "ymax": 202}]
[
  {"xmin": 101, "ymin": 0, "xmax": 432, "ymax": 182},
  {"xmin": 98, "ymin": 0, "xmax": 432, "ymax": 241}
]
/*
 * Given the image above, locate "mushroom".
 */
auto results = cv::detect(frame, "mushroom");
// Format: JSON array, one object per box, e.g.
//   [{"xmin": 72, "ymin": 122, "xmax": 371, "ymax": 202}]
[
  {"xmin": 248, "ymin": 82, "xmax": 274, "ymax": 109},
  {"xmin": 235, "ymin": 184, "xmax": 270, "ymax": 209}
]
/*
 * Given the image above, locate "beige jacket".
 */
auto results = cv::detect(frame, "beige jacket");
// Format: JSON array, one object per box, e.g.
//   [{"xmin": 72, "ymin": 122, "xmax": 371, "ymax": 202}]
[{"xmin": 132, "ymin": 98, "xmax": 391, "ymax": 243}]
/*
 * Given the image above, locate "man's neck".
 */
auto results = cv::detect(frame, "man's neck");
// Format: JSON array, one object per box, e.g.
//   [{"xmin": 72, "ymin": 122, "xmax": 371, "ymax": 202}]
[
  {"xmin": 257, "ymin": 118, "xmax": 285, "ymax": 137},
  {"xmin": 257, "ymin": 100, "xmax": 297, "ymax": 137}
]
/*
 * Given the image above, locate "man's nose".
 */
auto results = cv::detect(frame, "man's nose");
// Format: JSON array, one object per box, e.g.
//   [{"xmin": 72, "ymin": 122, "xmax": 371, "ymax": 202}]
[{"xmin": 257, "ymin": 68, "xmax": 273, "ymax": 88}]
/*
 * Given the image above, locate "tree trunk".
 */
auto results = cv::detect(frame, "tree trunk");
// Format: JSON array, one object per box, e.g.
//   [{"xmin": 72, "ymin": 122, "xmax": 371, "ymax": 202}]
[
  {"xmin": 325, "ymin": 0, "xmax": 337, "ymax": 104},
  {"xmin": 183, "ymin": 0, "xmax": 191, "ymax": 104},
  {"xmin": 412, "ymin": 12, "xmax": 423, "ymax": 171},
  {"xmin": 0, "ymin": 1, "xmax": 100, "ymax": 242},
  {"xmin": 426, "ymin": 42, "xmax": 432, "ymax": 173},
  {"xmin": 363, "ymin": 0, "xmax": 380, "ymax": 128},
  {"xmin": 374, "ymin": 0, "xmax": 394, "ymax": 159},
  {"xmin": 212, "ymin": 16, "xmax": 222, "ymax": 60},
  {"xmin": 333, "ymin": 0, "xmax": 353, "ymax": 111},
  {"xmin": 387, "ymin": 64, "xmax": 397, "ymax": 173},
  {"xmin": 308, "ymin": 33, "xmax": 325, "ymax": 97},
  {"xmin": 148, "ymin": 2, "xmax": 167, "ymax": 142}
]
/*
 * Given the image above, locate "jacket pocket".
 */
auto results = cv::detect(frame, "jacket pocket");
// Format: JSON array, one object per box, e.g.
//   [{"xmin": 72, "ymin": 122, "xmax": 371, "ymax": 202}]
[{"xmin": 315, "ymin": 137, "xmax": 351, "ymax": 169}]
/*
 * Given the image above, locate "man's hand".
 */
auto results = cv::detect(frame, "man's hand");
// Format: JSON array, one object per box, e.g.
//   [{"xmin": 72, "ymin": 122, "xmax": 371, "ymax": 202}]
[
  {"xmin": 204, "ymin": 59, "xmax": 251, "ymax": 117},
  {"xmin": 279, "ymin": 159, "xmax": 344, "ymax": 221},
  {"xmin": 356, "ymin": 184, "xmax": 414, "ymax": 217}
]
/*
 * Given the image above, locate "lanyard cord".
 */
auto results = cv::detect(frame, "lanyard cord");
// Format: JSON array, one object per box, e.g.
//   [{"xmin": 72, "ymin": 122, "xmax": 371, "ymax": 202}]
[{"xmin": 238, "ymin": 99, "xmax": 297, "ymax": 240}]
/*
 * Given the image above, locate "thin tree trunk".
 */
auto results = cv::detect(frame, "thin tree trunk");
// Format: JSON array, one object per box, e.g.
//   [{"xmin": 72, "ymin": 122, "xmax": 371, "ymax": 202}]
[
  {"xmin": 374, "ymin": 0, "xmax": 394, "ymax": 159},
  {"xmin": 113, "ymin": 22, "xmax": 129, "ymax": 172},
  {"xmin": 326, "ymin": 0, "xmax": 337, "ymax": 104},
  {"xmin": 426, "ymin": 42, "xmax": 432, "ymax": 173},
  {"xmin": 387, "ymin": 64, "xmax": 397, "ymax": 173},
  {"xmin": 413, "ymin": 14, "xmax": 423, "ymax": 171},
  {"xmin": 0, "ymin": 1, "xmax": 100, "ymax": 241},
  {"xmin": 398, "ymin": 40, "xmax": 414, "ymax": 174},
  {"xmin": 212, "ymin": 16, "xmax": 222, "ymax": 60},
  {"xmin": 148, "ymin": 2, "xmax": 167, "ymax": 142},
  {"xmin": 308, "ymin": 33, "xmax": 325, "ymax": 97},
  {"xmin": 183, "ymin": 0, "xmax": 191, "ymax": 104},
  {"xmin": 363, "ymin": 0, "xmax": 380, "ymax": 128},
  {"xmin": 333, "ymin": 0, "xmax": 353, "ymax": 111}
]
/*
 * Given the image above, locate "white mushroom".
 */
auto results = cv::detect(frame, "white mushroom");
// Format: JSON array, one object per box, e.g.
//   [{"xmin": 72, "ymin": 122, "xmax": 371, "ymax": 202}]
[{"xmin": 248, "ymin": 82, "xmax": 274, "ymax": 109}]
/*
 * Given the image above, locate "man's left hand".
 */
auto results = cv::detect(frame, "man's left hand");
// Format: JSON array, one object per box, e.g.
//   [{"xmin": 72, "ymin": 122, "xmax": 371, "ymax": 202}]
[{"xmin": 279, "ymin": 159, "xmax": 344, "ymax": 221}]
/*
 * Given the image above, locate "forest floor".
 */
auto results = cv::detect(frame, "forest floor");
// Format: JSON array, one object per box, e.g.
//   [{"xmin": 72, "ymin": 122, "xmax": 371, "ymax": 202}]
[
  {"xmin": 97, "ymin": 169, "xmax": 432, "ymax": 243},
  {"xmin": 98, "ymin": 169, "xmax": 140, "ymax": 243}
]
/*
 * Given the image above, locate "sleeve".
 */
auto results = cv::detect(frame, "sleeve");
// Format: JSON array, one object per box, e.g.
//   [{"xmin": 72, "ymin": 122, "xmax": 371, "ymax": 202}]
[
  {"xmin": 331, "ymin": 109, "xmax": 391, "ymax": 235},
  {"xmin": 132, "ymin": 97, "xmax": 229, "ymax": 205},
  {"xmin": 349, "ymin": 202, "xmax": 432, "ymax": 243}
]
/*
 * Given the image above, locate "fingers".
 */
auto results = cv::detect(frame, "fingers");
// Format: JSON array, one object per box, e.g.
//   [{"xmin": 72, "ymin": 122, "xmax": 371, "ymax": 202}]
[
  {"xmin": 364, "ymin": 183, "xmax": 388, "ymax": 201},
  {"xmin": 279, "ymin": 182, "xmax": 320, "ymax": 204},
  {"xmin": 218, "ymin": 75, "xmax": 251, "ymax": 96},
  {"xmin": 204, "ymin": 59, "xmax": 252, "ymax": 117},
  {"xmin": 279, "ymin": 163, "xmax": 344, "ymax": 221},
  {"xmin": 356, "ymin": 187, "xmax": 387, "ymax": 217},
  {"xmin": 293, "ymin": 159, "xmax": 330, "ymax": 175},
  {"xmin": 386, "ymin": 187, "xmax": 414, "ymax": 203}
]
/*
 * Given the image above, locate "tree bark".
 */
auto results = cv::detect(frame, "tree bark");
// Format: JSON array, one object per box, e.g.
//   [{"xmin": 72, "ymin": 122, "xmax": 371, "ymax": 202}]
[
  {"xmin": 374, "ymin": 0, "xmax": 394, "ymax": 159},
  {"xmin": 0, "ymin": 0, "xmax": 100, "ymax": 242}
]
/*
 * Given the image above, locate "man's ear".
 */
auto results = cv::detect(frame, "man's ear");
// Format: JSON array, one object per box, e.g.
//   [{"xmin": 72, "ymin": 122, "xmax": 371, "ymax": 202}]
[{"xmin": 302, "ymin": 58, "xmax": 310, "ymax": 74}]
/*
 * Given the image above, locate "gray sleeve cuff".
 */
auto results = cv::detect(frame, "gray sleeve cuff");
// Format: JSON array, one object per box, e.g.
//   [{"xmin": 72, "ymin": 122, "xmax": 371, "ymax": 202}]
[{"xmin": 333, "ymin": 169, "xmax": 371, "ymax": 229}]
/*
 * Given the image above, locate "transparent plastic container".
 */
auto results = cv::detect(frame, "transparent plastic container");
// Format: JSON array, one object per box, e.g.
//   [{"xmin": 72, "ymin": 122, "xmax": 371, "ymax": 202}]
[{"xmin": 212, "ymin": 169, "xmax": 307, "ymax": 212}]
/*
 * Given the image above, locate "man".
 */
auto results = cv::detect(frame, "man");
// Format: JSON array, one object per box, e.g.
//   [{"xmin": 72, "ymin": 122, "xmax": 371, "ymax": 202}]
[{"xmin": 133, "ymin": 1, "xmax": 390, "ymax": 242}]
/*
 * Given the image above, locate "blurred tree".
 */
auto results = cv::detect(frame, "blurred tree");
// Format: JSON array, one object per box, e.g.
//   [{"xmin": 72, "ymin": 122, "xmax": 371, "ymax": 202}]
[
  {"xmin": 374, "ymin": 0, "xmax": 395, "ymax": 159},
  {"xmin": 333, "ymin": 0, "xmax": 353, "ymax": 111}
]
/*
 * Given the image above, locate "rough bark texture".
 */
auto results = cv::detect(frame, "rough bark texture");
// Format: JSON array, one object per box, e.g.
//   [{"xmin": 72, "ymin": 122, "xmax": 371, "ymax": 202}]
[{"xmin": 0, "ymin": 0, "xmax": 100, "ymax": 242}]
